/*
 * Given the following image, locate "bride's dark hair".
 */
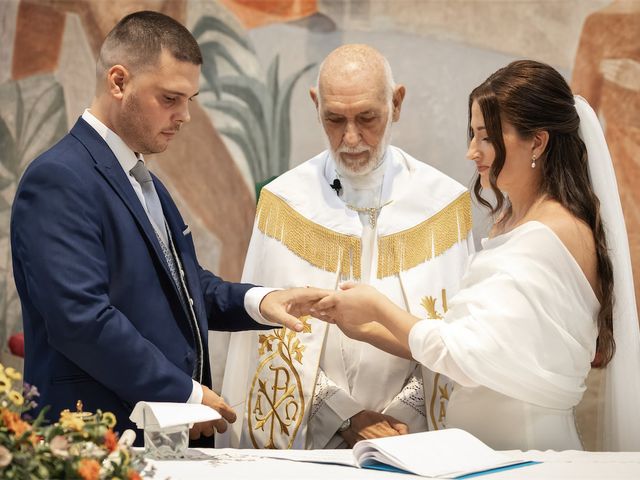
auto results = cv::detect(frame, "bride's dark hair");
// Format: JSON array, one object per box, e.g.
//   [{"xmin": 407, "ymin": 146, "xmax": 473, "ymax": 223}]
[{"xmin": 469, "ymin": 59, "xmax": 615, "ymax": 367}]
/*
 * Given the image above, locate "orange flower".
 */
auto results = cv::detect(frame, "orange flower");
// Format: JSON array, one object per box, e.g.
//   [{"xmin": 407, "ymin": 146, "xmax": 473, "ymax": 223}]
[
  {"xmin": 128, "ymin": 470, "xmax": 142, "ymax": 480},
  {"xmin": 77, "ymin": 458, "xmax": 101, "ymax": 480},
  {"xmin": 28, "ymin": 432, "xmax": 39, "ymax": 446},
  {"xmin": 104, "ymin": 429, "xmax": 118, "ymax": 452},
  {"xmin": 1, "ymin": 408, "xmax": 31, "ymax": 437}
]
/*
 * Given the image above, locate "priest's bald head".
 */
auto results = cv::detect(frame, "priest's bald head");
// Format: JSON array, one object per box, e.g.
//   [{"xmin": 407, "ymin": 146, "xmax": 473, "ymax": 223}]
[{"xmin": 310, "ymin": 44, "xmax": 406, "ymax": 177}]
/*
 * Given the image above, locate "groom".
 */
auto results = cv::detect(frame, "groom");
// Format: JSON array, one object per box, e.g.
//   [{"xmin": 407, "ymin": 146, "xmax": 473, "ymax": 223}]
[{"xmin": 10, "ymin": 10, "xmax": 319, "ymax": 443}]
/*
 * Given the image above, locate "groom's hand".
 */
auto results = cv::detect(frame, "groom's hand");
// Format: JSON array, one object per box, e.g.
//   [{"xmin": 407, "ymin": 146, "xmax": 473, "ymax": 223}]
[
  {"xmin": 189, "ymin": 385, "xmax": 236, "ymax": 439},
  {"xmin": 259, "ymin": 287, "xmax": 332, "ymax": 331}
]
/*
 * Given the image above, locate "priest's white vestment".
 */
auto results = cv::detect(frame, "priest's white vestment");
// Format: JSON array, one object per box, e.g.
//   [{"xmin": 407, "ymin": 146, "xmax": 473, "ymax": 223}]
[{"xmin": 219, "ymin": 146, "xmax": 473, "ymax": 449}]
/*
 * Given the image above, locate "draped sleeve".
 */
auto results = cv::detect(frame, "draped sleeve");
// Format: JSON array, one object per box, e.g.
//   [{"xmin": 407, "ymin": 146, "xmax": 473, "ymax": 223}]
[{"xmin": 408, "ymin": 222, "xmax": 599, "ymax": 409}]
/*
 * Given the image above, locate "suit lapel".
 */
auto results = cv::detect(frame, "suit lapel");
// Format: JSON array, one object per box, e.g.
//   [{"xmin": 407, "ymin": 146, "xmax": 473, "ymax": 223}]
[{"xmin": 70, "ymin": 119, "xmax": 180, "ymax": 298}]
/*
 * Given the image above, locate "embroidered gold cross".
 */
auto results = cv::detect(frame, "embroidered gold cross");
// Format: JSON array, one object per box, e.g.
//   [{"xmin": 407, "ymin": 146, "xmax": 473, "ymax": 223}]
[{"xmin": 346, "ymin": 200, "xmax": 393, "ymax": 228}]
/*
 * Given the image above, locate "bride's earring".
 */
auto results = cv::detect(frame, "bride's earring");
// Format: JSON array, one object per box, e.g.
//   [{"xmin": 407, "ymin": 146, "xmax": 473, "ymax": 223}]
[{"xmin": 531, "ymin": 154, "xmax": 537, "ymax": 169}]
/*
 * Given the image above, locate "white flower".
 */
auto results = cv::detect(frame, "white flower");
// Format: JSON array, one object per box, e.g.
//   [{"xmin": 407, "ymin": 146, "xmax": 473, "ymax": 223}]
[
  {"xmin": 79, "ymin": 441, "xmax": 107, "ymax": 458},
  {"xmin": 102, "ymin": 448, "xmax": 122, "ymax": 471},
  {"xmin": 0, "ymin": 445, "xmax": 12, "ymax": 467},
  {"xmin": 50, "ymin": 435, "xmax": 70, "ymax": 458}
]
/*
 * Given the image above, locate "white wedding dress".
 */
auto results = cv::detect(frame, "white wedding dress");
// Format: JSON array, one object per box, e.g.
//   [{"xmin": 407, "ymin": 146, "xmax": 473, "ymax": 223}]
[
  {"xmin": 409, "ymin": 97, "xmax": 640, "ymax": 451},
  {"xmin": 409, "ymin": 221, "xmax": 598, "ymax": 451}
]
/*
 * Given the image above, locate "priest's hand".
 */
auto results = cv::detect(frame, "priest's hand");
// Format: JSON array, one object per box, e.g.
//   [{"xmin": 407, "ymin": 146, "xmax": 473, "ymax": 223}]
[
  {"xmin": 259, "ymin": 287, "xmax": 332, "ymax": 331},
  {"xmin": 339, "ymin": 410, "xmax": 409, "ymax": 448},
  {"xmin": 189, "ymin": 386, "xmax": 236, "ymax": 439}
]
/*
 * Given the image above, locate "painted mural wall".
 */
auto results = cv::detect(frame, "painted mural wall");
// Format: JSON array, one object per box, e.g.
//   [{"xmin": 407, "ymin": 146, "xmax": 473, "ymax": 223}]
[{"xmin": 0, "ymin": 0, "xmax": 637, "ymax": 450}]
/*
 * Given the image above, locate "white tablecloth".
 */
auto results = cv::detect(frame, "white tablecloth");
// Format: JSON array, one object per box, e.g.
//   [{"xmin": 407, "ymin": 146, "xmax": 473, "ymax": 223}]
[{"xmin": 144, "ymin": 448, "xmax": 640, "ymax": 479}]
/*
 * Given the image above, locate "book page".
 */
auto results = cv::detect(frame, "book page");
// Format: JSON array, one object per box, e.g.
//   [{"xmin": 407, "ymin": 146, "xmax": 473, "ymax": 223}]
[
  {"xmin": 243, "ymin": 449, "xmax": 357, "ymax": 468},
  {"xmin": 353, "ymin": 428, "xmax": 526, "ymax": 478}
]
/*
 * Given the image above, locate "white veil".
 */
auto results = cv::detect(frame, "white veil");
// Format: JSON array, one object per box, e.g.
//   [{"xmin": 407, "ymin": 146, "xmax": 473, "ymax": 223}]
[{"xmin": 575, "ymin": 95, "xmax": 640, "ymax": 451}]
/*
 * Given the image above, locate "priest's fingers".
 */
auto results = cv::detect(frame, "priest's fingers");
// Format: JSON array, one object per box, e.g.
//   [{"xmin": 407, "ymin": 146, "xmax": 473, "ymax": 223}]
[
  {"xmin": 383, "ymin": 414, "xmax": 409, "ymax": 435},
  {"xmin": 350, "ymin": 410, "xmax": 401, "ymax": 440},
  {"xmin": 358, "ymin": 421, "xmax": 400, "ymax": 440}
]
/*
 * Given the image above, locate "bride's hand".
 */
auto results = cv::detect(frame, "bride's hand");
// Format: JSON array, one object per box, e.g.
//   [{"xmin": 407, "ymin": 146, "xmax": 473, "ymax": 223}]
[{"xmin": 311, "ymin": 282, "xmax": 386, "ymax": 339}]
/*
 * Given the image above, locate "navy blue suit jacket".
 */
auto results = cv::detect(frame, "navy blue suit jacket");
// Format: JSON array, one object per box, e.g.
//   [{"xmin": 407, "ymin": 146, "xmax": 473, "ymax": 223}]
[{"xmin": 11, "ymin": 118, "xmax": 264, "ymax": 434}]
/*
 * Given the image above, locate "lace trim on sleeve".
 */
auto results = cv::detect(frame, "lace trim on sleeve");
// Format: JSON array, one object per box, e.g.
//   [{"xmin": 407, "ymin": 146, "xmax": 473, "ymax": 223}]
[
  {"xmin": 309, "ymin": 369, "xmax": 340, "ymax": 421},
  {"xmin": 395, "ymin": 374, "xmax": 426, "ymax": 418}
]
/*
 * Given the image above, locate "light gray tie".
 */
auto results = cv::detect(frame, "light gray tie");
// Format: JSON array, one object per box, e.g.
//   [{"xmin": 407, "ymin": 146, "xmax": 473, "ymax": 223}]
[
  {"xmin": 130, "ymin": 159, "xmax": 169, "ymax": 246},
  {"xmin": 129, "ymin": 159, "xmax": 203, "ymax": 381}
]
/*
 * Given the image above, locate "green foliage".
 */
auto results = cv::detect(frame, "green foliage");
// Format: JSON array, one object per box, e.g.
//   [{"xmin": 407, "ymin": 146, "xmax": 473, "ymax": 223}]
[
  {"xmin": 0, "ymin": 80, "xmax": 66, "ymax": 183},
  {"xmin": 192, "ymin": 15, "xmax": 252, "ymax": 99},
  {"xmin": 194, "ymin": 15, "xmax": 315, "ymax": 187},
  {"xmin": 0, "ymin": 76, "xmax": 67, "ymax": 350}
]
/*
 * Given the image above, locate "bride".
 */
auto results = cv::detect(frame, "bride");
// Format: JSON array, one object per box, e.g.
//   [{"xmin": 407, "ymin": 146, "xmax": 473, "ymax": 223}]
[{"xmin": 311, "ymin": 60, "xmax": 640, "ymax": 451}]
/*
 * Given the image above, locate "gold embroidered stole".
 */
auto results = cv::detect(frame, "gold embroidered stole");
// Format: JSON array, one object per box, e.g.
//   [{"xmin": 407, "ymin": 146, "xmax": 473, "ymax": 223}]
[
  {"xmin": 256, "ymin": 189, "xmax": 472, "ymax": 279},
  {"xmin": 244, "ymin": 187, "xmax": 472, "ymax": 448}
]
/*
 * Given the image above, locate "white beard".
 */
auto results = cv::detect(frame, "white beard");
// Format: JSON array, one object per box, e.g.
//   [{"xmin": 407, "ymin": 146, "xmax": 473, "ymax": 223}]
[{"xmin": 330, "ymin": 115, "xmax": 393, "ymax": 178}]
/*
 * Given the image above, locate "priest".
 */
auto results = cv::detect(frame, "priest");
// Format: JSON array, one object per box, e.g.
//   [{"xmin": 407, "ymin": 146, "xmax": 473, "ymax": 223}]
[{"xmin": 219, "ymin": 44, "xmax": 474, "ymax": 449}]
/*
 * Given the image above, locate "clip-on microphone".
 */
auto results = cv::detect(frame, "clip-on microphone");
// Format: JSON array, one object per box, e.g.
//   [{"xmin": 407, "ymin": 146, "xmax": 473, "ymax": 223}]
[{"xmin": 330, "ymin": 178, "xmax": 342, "ymax": 195}]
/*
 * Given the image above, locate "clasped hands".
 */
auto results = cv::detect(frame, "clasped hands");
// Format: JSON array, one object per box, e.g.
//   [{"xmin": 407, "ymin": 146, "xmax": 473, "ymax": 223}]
[
  {"xmin": 258, "ymin": 283, "xmax": 387, "ymax": 343},
  {"xmin": 191, "ymin": 284, "xmax": 383, "ymax": 440},
  {"xmin": 340, "ymin": 409, "xmax": 409, "ymax": 448},
  {"xmin": 257, "ymin": 284, "xmax": 380, "ymax": 334}
]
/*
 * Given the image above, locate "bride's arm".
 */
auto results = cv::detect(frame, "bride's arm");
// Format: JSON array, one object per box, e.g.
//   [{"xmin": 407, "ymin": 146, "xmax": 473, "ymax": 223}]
[
  {"xmin": 344, "ymin": 320, "xmax": 414, "ymax": 359},
  {"xmin": 314, "ymin": 283, "xmax": 477, "ymax": 386},
  {"xmin": 312, "ymin": 283, "xmax": 420, "ymax": 359}
]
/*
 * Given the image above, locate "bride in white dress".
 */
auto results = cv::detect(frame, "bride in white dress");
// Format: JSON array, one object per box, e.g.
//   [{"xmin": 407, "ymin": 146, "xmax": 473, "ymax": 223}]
[{"xmin": 311, "ymin": 60, "xmax": 640, "ymax": 451}]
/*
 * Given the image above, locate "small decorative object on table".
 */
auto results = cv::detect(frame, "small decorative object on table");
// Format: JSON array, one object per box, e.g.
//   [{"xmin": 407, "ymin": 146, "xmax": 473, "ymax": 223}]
[
  {"xmin": 143, "ymin": 424, "xmax": 189, "ymax": 460},
  {"xmin": 0, "ymin": 362, "xmax": 150, "ymax": 479},
  {"xmin": 130, "ymin": 401, "xmax": 221, "ymax": 460}
]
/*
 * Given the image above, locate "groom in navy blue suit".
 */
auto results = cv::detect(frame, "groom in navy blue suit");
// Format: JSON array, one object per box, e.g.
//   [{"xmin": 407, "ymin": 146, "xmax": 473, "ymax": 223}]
[{"xmin": 10, "ymin": 11, "xmax": 319, "ymax": 443}]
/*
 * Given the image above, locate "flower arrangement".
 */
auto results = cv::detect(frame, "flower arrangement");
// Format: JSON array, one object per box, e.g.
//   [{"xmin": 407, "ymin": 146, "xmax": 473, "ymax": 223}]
[{"xmin": 0, "ymin": 363, "xmax": 149, "ymax": 479}]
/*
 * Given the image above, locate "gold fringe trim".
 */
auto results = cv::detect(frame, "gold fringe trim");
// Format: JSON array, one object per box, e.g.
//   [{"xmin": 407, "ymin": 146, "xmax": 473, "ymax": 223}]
[
  {"xmin": 377, "ymin": 192, "xmax": 472, "ymax": 278},
  {"xmin": 256, "ymin": 189, "xmax": 472, "ymax": 280},
  {"xmin": 256, "ymin": 189, "xmax": 361, "ymax": 279}
]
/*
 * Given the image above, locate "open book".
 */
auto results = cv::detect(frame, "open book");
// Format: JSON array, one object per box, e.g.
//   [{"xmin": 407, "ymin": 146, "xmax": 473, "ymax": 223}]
[
  {"xmin": 351, "ymin": 428, "xmax": 532, "ymax": 478},
  {"xmin": 253, "ymin": 428, "xmax": 534, "ymax": 478}
]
